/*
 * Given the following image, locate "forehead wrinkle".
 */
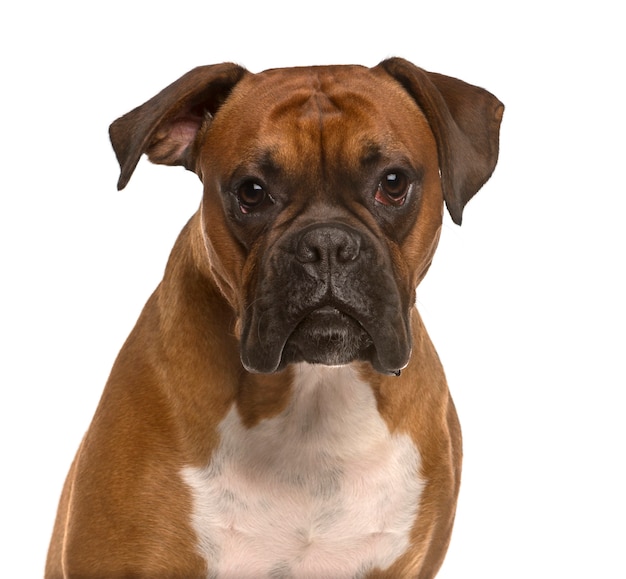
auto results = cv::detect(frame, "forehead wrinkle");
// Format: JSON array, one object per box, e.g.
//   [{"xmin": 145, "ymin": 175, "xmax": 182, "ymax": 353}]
[
  {"xmin": 255, "ymin": 71, "xmax": 402, "ymax": 195},
  {"xmin": 255, "ymin": 100, "xmax": 326, "ymax": 188}
]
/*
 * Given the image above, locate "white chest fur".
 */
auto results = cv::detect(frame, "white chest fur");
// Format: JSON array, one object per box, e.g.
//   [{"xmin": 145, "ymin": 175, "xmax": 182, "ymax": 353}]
[{"xmin": 181, "ymin": 364, "xmax": 424, "ymax": 578}]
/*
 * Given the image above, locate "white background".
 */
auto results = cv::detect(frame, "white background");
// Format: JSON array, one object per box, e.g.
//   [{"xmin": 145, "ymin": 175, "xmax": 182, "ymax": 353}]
[{"xmin": 2, "ymin": 1, "xmax": 624, "ymax": 577}]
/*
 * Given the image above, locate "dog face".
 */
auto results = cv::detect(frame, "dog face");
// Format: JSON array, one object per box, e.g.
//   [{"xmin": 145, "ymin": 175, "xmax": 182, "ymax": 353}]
[
  {"xmin": 109, "ymin": 59, "xmax": 503, "ymax": 376},
  {"xmin": 198, "ymin": 66, "xmax": 444, "ymax": 375}
]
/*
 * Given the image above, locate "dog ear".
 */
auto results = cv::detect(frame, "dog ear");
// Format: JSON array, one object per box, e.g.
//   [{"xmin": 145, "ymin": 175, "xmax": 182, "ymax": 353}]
[
  {"xmin": 377, "ymin": 57, "xmax": 504, "ymax": 225},
  {"xmin": 109, "ymin": 63, "xmax": 249, "ymax": 190}
]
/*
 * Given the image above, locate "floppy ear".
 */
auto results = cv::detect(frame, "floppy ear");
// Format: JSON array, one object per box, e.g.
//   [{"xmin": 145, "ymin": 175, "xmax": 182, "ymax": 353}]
[
  {"xmin": 109, "ymin": 62, "xmax": 249, "ymax": 190},
  {"xmin": 376, "ymin": 57, "xmax": 504, "ymax": 225}
]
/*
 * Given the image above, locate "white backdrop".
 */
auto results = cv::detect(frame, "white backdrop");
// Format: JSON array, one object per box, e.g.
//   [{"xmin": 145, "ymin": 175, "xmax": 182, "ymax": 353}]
[{"xmin": 2, "ymin": 1, "xmax": 624, "ymax": 577}]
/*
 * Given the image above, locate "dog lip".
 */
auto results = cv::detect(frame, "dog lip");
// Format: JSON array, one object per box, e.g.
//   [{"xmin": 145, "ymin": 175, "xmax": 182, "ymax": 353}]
[
  {"xmin": 241, "ymin": 302, "xmax": 410, "ymax": 375},
  {"xmin": 298, "ymin": 304, "xmax": 367, "ymax": 332},
  {"xmin": 240, "ymin": 295, "xmax": 412, "ymax": 376},
  {"xmin": 308, "ymin": 305, "xmax": 342, "ymax": 316}
]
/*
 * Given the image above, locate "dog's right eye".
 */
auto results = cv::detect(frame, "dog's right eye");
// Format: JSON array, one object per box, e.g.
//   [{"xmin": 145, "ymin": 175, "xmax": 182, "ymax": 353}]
[
  {"xmin": 374, "ymin": 171, "xmax": 410, "ymax": 207},
  {"xmin": 236, "ymin": 181, "xmax": 268, "ymax": 214}
]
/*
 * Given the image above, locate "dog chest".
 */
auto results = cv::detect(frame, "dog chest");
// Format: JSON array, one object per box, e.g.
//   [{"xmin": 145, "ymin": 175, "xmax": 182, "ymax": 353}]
[{"xmin": 181, "ymin": 364, "xmax": 424, "ymax": 577}]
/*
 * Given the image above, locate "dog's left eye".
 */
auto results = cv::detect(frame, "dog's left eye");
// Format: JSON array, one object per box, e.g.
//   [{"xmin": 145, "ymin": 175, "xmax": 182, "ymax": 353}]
[
  {"xmin": 236, "ymin": 181, "xmax": 268, "ymax": 214},
  {"xmin": 374, "ymin": 171, "xmax": 410, "ymax": 207}
]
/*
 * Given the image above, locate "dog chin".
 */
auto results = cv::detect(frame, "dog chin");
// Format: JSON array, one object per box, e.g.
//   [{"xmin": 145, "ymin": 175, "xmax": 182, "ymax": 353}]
[{"xmin": 281, "ymin": 307, "xmax": 374, "ymax": 367}]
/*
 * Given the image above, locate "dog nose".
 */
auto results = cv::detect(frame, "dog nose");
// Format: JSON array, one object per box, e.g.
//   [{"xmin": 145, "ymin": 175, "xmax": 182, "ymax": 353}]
[{"xmin": 295, "ymin": 224, "xmax": 362, "ymax": 270}]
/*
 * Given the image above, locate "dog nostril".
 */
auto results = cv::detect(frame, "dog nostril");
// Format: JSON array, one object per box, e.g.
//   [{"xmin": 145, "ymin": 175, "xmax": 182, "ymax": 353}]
[
  {"xmin": 297, "ymin": 243, "xmax": 321, "ymax": 264},
  {"xmin": 337, "ymin": 239, "xmax": 360, "ymax": 263}
]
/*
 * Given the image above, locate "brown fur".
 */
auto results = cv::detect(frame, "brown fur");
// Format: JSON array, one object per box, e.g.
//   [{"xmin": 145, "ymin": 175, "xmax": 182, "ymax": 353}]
[{"xmin": 46, "ymin": 58, "xmax": 502, "ymax": 578}]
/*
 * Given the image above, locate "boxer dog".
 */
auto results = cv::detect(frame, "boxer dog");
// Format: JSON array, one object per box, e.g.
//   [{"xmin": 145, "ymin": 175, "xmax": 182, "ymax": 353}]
[{"xmin": 46, "ymin": 58, "xmax": 503, "ymax": 578}]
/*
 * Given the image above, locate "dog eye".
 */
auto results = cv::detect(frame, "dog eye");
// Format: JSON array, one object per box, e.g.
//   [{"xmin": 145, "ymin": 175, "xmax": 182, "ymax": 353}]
[
  {"xmin": 375, "ymin": 171, "xmax": 409, "ymax": 207},
  {"xmin": 236, "ymin": 181, "xmax": 268, "ymax": 214}
]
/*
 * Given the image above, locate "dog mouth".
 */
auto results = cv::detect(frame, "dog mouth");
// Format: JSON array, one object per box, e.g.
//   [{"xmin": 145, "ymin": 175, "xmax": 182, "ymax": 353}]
[
  {"xmin": 280, "ymin": 305, "xmax": 374, "ymax": 367},
  {"xmin": 239, "ymin": 297, "xmax": 411, "ymax": 376}
]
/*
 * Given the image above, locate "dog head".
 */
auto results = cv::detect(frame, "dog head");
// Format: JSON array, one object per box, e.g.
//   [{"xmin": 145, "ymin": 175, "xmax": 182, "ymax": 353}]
[{"xmin": 110, "ymin": 58, "xmax": 503, "ymax": 375}]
